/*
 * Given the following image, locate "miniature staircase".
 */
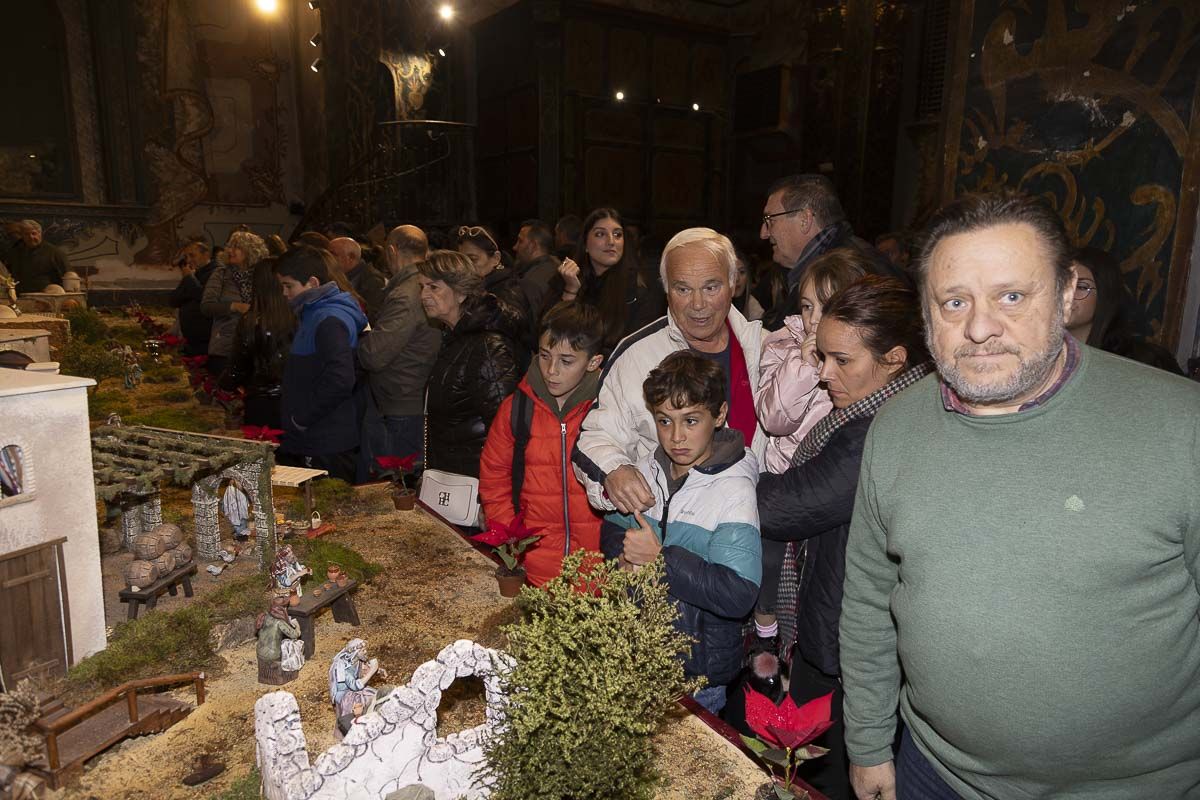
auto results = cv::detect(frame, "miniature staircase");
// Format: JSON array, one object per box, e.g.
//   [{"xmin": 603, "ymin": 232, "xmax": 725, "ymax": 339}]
[{"xmin": 30, "ymin": 672, "xmax": 205, "ymax": 789}]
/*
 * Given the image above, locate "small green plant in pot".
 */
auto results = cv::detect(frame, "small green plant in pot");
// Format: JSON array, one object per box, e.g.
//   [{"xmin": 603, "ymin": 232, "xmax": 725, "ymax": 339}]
[
  {"xmin": 469, "ymin": 512, "xmax": 543, "ymax": 596},
  {"xmin": 482, "ymin": 550, "xmax": 701, "ymax": 799}
]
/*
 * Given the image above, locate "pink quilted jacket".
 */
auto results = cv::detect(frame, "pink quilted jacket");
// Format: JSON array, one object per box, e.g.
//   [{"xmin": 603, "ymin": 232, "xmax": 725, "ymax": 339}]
[{"xmin": 756, "ymin": 316, "xmax": 834, "ymax": 473}]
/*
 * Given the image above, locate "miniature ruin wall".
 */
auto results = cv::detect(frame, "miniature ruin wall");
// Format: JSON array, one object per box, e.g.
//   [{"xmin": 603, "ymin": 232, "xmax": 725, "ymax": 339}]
[{"xmin": 90, "ymin": 425, "xmax": 277, "ymax": 568}]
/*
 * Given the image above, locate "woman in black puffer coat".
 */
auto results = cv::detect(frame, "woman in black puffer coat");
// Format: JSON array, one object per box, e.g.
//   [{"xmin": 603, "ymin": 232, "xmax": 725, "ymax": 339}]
[
  {"xmin": 223, "ymin": 258, "xmax": 295, "ymax": 429},
  {"xmin": 419, "ymin": 250, "xmax": 521, "ymax": 478}
]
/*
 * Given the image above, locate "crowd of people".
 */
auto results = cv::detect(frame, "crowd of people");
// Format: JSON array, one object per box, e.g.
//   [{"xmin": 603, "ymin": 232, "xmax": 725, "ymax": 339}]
[{"xmin": 157, "ymin": 176, "xmax": 1198, "ymax": 800}]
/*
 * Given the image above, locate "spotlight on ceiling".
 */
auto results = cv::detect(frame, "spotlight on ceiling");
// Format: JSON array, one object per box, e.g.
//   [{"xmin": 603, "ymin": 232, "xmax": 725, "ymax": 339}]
[
  {"xmin": 307, "ymin": 0, "xmax": 320, "ymax": 9},
  {"xmin": 254, "ymin": 0, "xmax": 279, "ymax": 12},
  {"xmin": 310, "ymin": 58, "xmax": 324, "ymax": 73},
  {"xmin": 437, "ymin": 47, "xmax": 447, "ymax": 57},
  {"xmin": 438, "ymin": 4, "xmax": 454, "ymax": 20},
  {"xmin": 692, "ymin": 102, "xmax": 700, "ymax": 111},
  {"xmin": 309, "ymin": 32, "xmax": 322, "ymax": 47},
  {"xmin": 615, "ymin": 90, "xmax": 625, "ymax": 101}
]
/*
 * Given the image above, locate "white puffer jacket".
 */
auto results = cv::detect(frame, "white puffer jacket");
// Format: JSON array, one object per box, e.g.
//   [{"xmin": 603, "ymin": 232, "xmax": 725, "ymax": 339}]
[{"xmin": 571, "ymin": 306, "xmax": 766, "ymax": 510}]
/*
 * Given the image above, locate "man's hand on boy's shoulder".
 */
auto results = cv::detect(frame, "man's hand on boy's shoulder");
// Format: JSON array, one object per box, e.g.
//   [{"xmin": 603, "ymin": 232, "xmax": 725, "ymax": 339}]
[
  {"xmin": 604, "ymin": 464, "xmax": 654, "ymax": 513},
  {"xmin": 623, "ymin": 511, "xmax": 662, "ymax": 568}
]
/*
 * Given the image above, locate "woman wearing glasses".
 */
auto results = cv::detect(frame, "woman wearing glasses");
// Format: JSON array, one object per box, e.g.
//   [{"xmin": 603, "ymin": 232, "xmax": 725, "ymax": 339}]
[
  {"xmin": 1066, "ymin": 247, "xmax": 1182, "ymax": 374},
  {"xmin": 553, "ymin": 207, "xmax": 665, "ymax": 351},
  {"xmin": 456, "ymin": 225, "xmax": 532, "ymax": 346}
]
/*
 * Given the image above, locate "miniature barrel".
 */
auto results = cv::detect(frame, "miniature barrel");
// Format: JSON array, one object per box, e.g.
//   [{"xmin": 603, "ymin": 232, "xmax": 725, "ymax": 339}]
[
  {"xmin": 150, "ymin": 551, "xmax": 176, "ymax": 576},
  {"xmin": 171, "ymin": 543, "xmax": 193, "ymax": 568},
  {"xmin": 133, "ymin": 530, "xmax": 167, "ymax": 560},
  {"xmin": 153, "ymin": 523, "xmax": 184, "ymax": 550},
  {"xmin": 124, "ymin": 560, "xmax": 160, "ymax": 589}
]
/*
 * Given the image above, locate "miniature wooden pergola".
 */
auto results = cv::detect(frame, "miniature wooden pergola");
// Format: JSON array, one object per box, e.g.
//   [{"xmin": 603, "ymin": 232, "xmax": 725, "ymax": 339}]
[{"xmin": 90, "ymin": 425, "xmax": 277, "ymax": 569}]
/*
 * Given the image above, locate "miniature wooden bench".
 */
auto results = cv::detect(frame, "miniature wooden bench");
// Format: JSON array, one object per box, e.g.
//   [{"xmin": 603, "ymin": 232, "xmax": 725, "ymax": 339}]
[
  {"xmin": 118, "ymin": 562, "xmax": 197, "ymax": 620},
  {"xmin": 288, "ymin": 577, "xmax": 360, "ymax": 658}
]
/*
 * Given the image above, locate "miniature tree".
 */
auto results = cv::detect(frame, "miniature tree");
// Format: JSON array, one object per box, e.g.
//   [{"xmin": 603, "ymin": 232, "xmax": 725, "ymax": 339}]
[{"xmin": 483, "ymin": 551, "xmax": 701, "ymax": 800}]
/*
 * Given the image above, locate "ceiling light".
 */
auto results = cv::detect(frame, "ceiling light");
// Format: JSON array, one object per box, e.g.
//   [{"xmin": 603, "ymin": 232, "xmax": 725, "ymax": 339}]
[
  {"xmin": 615, "ymin": 90, "xmax": 625, "ymax": 101},
  {"xmin": 308, "ymin": 1, "xmax": 320, "ymax": 9},
  {"xmin": 310, "ymin": 58, "xmax": 324, "ymax": 73},
  {"xmin": 309, "ymin": 32, "xmax": 322, "ymax": 47},
  {"xmin": 437, "ymin": 47, "xmax": 447, "ymax": 57},
  {"xmin": 438, "ymin": 4, "xmax": 454, "ymax": 20},
  {"xmin": 692, "ymin": 102, "xmax": 700, "ymax": 111},
  {"xmin": 254, "ymin": 0, "xmax": 279, "ymax": 12}
]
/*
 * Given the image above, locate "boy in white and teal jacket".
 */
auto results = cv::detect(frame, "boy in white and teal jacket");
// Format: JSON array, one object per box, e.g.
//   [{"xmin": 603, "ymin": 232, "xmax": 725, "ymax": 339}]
[{"xmin": 600, "ymin": 351, "xmax": 761, "ymax": 714}]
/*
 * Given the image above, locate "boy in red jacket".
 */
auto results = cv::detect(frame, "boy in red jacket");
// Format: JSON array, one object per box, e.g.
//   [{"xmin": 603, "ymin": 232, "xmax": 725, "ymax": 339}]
[{"xmin": 479, "ymin": 303, "xmax": 605, "ymax": 586}]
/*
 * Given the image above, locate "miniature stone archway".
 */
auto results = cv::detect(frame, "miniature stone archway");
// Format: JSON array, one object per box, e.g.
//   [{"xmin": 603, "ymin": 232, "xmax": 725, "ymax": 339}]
[
  {"xmin": 256, "ymin": 640, "xmax": 514, "ymax": 800},
  {"xmin": 192, "ymin": 460, "xmax": 272, "ymax": 566}
]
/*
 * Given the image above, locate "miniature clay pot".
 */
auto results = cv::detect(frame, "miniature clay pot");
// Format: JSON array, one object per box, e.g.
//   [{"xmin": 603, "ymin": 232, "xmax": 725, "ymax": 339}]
[
  {"xmin": 326, "ymin": 563, "xmax": 343, "ymax": 582},
  {"xmin": 313, "ymin": 588, "xmax": 323, "ymax": 597},
  {"xmin": 392, "ymin": 487, "xmax": 416, "ymax": 511},
  {"xmin": 288, "ymin": 590, "xmax": 301, "ymax": 607},
  {"xmin": 495, "ymin": 568, "xmax": 526, "ymax": 598}
]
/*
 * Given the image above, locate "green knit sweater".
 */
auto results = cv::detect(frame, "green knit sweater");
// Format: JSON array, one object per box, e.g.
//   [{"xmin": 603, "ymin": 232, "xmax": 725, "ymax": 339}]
[{"xmin": 840, "ymin": 345, "xmax": 1200, "ymax": 799}]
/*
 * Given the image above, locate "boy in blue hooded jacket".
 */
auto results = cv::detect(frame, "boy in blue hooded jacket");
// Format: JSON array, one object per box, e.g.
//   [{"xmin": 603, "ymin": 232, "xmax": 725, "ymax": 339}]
[
  {"xmin": 275, "ymin": 245, "xmax": 368, "ymax": 483},
  {"xmin": 602, "ymin": 350, "xmax": 761, "ymax": 715}
]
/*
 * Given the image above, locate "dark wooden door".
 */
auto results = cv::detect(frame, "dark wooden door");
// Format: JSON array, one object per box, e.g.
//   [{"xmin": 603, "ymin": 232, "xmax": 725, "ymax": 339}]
[{"xmin": 0, "ymin": 542, "xmax": 68, "ymax": 686}]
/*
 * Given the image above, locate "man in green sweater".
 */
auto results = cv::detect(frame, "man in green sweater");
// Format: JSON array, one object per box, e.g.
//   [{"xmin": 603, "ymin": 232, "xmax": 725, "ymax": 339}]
[{"xmin": 840, "ymin": 192, "xmax": 1200, "ymax": 800}]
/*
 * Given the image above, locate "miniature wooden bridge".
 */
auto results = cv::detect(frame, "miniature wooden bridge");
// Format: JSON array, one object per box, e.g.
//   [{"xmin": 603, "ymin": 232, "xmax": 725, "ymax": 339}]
[{"xmin": 30, "ymin": 672, "xmax": 206, "ymax": 788}]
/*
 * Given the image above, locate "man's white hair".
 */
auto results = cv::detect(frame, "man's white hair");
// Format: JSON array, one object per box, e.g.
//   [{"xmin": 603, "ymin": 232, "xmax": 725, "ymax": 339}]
[
  {"xmin": 20, "ymin": 220, "xmax": 41, "ymax": 233},
  {"xmin": 658, "ymin": 227, "xmax": 737, "ymax": 288}
]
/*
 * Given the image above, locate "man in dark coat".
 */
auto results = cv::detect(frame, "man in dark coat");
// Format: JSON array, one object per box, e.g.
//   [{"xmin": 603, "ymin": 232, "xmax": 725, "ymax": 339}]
[
  {"xmin": 330, "ymin": 236, "xmax": 387, "ymax": 322},
  {"xmin": 168, "ymin": 237, "xmax": 218, "ymax": 357},
  {"xmin": 757, "ymin": 175, "xmax": 908, "ymax": 330},
  {"xmin": 1, "ymin": 220, "xmax": 67, "ymax": 292},
  {"xmin": 513, "ymin": 219, "xmax": 560, "ymax": 317}
]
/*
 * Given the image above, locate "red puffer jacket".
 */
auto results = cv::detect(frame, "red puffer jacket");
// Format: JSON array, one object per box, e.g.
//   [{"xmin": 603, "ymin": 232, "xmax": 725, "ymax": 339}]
[{"xmin": 479, "ymin": 372, "xmax": 602, "ymax": 587}]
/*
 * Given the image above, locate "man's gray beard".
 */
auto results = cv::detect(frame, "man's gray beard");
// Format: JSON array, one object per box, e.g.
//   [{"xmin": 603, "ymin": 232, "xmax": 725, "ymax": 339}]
[{"xmin": 928, "ymin": 306, "xmax": 1067, "ymax": 406}]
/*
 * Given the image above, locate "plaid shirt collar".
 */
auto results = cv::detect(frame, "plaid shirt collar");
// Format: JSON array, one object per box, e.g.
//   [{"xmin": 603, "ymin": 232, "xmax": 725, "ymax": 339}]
[{"xmin": 940, "ymin": 334, "xmax": 1080, "ymax": 415}]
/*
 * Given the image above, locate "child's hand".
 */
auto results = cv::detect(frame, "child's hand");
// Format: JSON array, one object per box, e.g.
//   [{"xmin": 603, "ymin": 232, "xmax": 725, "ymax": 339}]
[
  {"xmin": 801, "ymin": 329, "xmax": 819, "ymax": 368},
  {"xmin": 623, "ymin": 511, "xmax": 662, "ymax": 566}
]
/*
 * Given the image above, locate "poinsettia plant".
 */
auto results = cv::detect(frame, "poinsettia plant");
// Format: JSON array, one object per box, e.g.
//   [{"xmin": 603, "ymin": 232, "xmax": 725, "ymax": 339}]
[
  {"xmin": 741, "ymin": 687, "xmax": 834, "ymax": 799},
  {"xmin": 242, "ymin": 425, "xmax": 284, "ymax": 444},
  {"xmin": 155, "ymin": 332, "xmax": 184, "ymax": 349},
  {"xmin": 469, "ymin": 512, "xmax": 544, "ymax": 574},
  {"xmin": 375, "ymin": 454, "xmax": 418, "ymax": 492}
]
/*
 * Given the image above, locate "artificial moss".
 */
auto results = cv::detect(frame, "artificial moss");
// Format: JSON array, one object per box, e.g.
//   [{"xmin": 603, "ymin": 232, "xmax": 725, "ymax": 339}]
[
  {"xmin": 66, "ymin": 605, "xmax": 215, "ymax": 691},
  {"xmin": 62, "ymin": 307, "xmax": 110, "ymax": 344},
  {"xmin": 60, "ymin": 340, "xmax": 125, "ymax": 388},
  {"xmin": 295, "ymin": 538, "xmax": 383, "ymax": 584},
  {"xmin": 157, "ymin": 386, "xmax": 194, "ymax": 403},
  {"xmin": 142, "ymin": 364, "xmax": 183, "ymax": 384},
  {"xmin": 87, "ymin": 389, "xmax": 135, "ymax": 421},
  {"xmin": 285, "ymin": 477, "xmax": 356, "ymax": 519},
  {"xmin": 124, "ymin": 405, "xmax": 223, "ymax": 433},
  {"xmin": 201, "ymin": 572, "xmax": 272, "ymax": 623},
  {"xmin": 205, "ymin": 769, "xmax": 261, "ymax": 800}
]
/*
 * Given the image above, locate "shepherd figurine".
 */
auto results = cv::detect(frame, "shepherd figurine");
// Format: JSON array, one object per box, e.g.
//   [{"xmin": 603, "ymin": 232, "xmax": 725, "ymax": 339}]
[
  {"xmin": 328, "ymin": 638, "xmax": 388, "ymax": 734},
  {"xmin": 256, "ymin": 594, "xmax": 305, "ymax": 685}
]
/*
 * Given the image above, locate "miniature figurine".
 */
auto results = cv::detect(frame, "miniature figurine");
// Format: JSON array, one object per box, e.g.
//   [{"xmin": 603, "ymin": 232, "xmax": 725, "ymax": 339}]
[
  {"xmin": 256, "ymin": 594, "xmax": 305, "ymax": 685},
  {"xmin": 123, "ymin": 362, "xmax": 143, "ymax": 389},
  {"xmin": 221, "ymin": 483, "xmax": 252, "ymax": 542},
  {"xmin": 0, "ymin": 273, "xmax": 20, "ymax": 316},
  {"xmin": 270, "ymin": 545, "xmax": 311, "ymax": 597},
  {"xmin": 328, "ymin": 638, "xmax": 388, "ymax": 733}
]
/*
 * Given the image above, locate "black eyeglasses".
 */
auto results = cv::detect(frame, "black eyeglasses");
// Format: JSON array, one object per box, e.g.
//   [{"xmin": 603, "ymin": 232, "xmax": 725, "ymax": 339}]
[
  {"xmin": 762, "ymin": 208, "xmax": 806, "ymax": 230},
  {"xmin": 1074, "ymin": 282, "xmax": 1096, "ymax": 299}
]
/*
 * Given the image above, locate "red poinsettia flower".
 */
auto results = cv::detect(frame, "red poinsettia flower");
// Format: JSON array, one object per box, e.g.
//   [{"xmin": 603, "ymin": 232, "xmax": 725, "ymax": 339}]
[
  {"xmin": 181, "ymin": 355, "xmax": 209, "ymax": 368},
  {"xmin": 156, "ymin": 333, "xmax": 184, "ymax": 348},
  {"xmin": 744, "ymin": 688, "xmax": 835, "ymax": 750},
  {"xmin": 470, "ymin": 512, "xmax": 542, "ymax": 548},
  {"xmin": 376, "ymin": 454, "xmax": 418, "ymax": 473},
  {"xmin": 242, "ymin": 425, "xmax": 284, "ymax": 443}
]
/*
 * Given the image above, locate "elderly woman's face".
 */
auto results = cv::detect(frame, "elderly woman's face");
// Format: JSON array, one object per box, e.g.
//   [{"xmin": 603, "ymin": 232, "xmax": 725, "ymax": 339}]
[
  {"xmin": 227, "ymin": 244, "xmax": 246, "ymax": 267},
  {"xmin": 419, "ymin": 276, "xmax": 464, "ymax": 325}
]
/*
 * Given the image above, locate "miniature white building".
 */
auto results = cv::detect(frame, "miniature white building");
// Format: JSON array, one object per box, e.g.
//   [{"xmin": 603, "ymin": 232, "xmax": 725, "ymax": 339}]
[{"xmin": 0, "ymin": 369, "xmax": 105, "ymax": 688}]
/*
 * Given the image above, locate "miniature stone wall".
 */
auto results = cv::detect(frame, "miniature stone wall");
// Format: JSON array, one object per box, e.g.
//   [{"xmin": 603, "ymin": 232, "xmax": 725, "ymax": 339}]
[
  {"xmin": 256, "ymin": 640, "xmax": 513, "ymax": 800},
  {"xmin": 120, "ymin": 491, "xmax": 163, "ymax": 550},
  {"xmin": 193, "ymin": 460, "xmax": 273, "ymax": 568}
]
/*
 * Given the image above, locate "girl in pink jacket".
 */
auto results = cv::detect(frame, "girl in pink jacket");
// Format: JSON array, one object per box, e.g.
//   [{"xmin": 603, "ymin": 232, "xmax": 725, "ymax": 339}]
[{"xmin": 752, "ymin": 248, "xmax": 869, "ymax": 654}]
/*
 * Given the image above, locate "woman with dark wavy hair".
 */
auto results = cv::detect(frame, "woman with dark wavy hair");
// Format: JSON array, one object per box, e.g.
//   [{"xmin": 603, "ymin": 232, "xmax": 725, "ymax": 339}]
[
  {"xmin": 752, "ymin": 275, "xmax": 931, "ymax": 800},
  {"xmin": 552, "ymin": 208, "xmax": 665, "ymax": 350},
  {"xmin": 224, "ymin": 257, "xmax": 295, "ymax": 428}
]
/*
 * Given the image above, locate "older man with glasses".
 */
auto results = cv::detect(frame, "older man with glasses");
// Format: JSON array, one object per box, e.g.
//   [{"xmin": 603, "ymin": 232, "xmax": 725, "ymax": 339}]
[{"xmin": 757, "ymin": 174, "xmax": 905, "ymax": 330}]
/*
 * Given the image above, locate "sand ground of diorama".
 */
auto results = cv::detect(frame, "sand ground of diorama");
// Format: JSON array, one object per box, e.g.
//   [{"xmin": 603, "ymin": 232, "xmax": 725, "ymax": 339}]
[{"xmin": 60, "ymin": 483, "xmax": 769, "ymax": 800}]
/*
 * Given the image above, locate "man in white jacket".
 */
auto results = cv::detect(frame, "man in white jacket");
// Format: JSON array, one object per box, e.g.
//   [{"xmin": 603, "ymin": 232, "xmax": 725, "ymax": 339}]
[{"xmin": 572, "ymin": 227, "xmax": 766, "ymax": 513}]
